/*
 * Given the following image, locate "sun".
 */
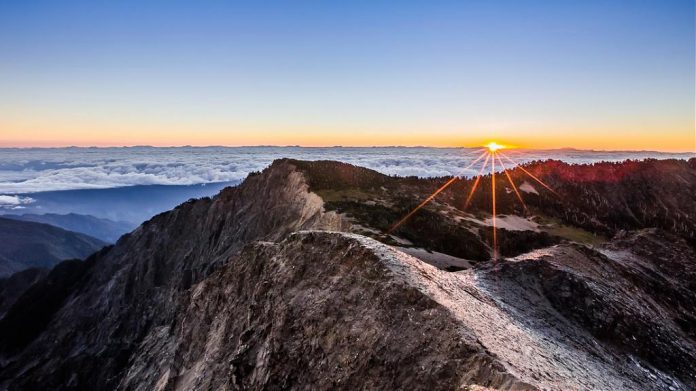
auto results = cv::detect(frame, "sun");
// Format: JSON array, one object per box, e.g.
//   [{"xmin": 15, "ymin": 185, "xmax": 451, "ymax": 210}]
[
  {"xmin": 485, "ymin": 141, "xmax": 505, "ymax": 152},
  {"xmin": 388, "ymin": 138, "xmax": 560, "ymax": 262}
]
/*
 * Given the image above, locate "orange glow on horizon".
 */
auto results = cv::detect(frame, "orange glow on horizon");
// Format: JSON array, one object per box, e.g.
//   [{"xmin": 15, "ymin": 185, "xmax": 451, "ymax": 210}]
[
  {"xmin": 1, "ymin": 133, "xmax": 693, "ymax": 152},
  {"xmin": 0, "ymin": 115, "xmax": 694, "ymax": 152}
]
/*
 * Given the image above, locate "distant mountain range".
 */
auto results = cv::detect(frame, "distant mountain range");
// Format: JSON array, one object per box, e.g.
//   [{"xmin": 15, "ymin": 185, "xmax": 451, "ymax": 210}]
[
  {"xmin": 2, "ymin": 213, "xmax": 133, "ymax": 243},
  {"xmin": 0, "ymin": 217, "xmax": 106, "ymax": 277},
  {"xmin": 0, "ymin": 158, "xmax": 695, "ymax": 390},
  {"xmin": 6, "ymin": 182, "xmax": 236, "ymax": 225}
]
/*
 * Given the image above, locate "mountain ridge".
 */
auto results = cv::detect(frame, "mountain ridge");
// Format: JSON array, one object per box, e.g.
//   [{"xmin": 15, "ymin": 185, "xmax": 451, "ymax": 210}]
[
  {"xmin": 0, "ymin": 158, "xmax": 694, "ymax": 390},
  {"xmin": 1, "ymin": 213, "xmax": 134, "ymax": 243},
  {"xmin": 0, "ymin": 217, "xmax": 106, "ymax": 277}
]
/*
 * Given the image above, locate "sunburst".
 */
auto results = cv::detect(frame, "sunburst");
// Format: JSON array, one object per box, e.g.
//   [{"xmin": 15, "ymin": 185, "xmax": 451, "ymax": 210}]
[{"xmin": 387, "ymin": 142, "xmax": 559, "ymax": 261}]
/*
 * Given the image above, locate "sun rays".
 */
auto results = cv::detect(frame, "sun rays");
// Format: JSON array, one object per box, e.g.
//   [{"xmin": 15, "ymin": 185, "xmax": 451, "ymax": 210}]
[
  {"xmin": 386, "ymin": 151, "xmax": 488, "ymax": 234},
  {"xmin": 387, "ymin": 142, "xmax": 559, "ymax": 261}
]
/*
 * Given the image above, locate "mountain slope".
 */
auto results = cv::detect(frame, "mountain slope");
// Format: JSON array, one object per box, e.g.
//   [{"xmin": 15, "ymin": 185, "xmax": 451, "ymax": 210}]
[
  {"xmin": 120, "ymin": 231, "xmax": 532, "ymax": 390},
  {"xmin": 118, "ymin": 230, "xmax": 692, "ymax": 390},
  {"xmin": 2, "ymin": 213, "xmax": 134, "ymax": 243},
  {"xmin": 0, "ymin": 217, "xmax": 106, "ymax": 277},
  {"xmin": 289, "ymin": 158, "xmax": 696, "ymax": 250},
  {"xmin": 483, "ymin": 229, "xmax": 696, "ymax": 388},
  {"xmin": 503, "ymin": 158, "xmax": 696, "ymax": 244},
  {"xmin": 0, "ymin": 268, "xmax": 48, "ymax": 319},
  {"xmin": 0, "ymin": 159, "xmax": 694, "ymax": 390},
  {"xmin": 0, "ymin": 161, "xmax": 346, "ymax": 390}
]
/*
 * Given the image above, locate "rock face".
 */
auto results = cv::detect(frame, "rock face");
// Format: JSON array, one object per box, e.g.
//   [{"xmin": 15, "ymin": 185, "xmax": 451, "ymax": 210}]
[
  {"xmin": 0, "ymin": 159, "xmax": 694, "ymax": 390},
  {"xmin": 480, "ymin": 230, "xmax": 696, "ymax": 389},
  {"xmin": 119, "ymin": 231, "xmax": 694, "ymax": 391},
  {"xmin": 0, "ymin": 256, "xmax": 101, "ymax": 357},
  {"xmin": 120, "ymin": 231, "xmax": 530, "ymax": 391}
]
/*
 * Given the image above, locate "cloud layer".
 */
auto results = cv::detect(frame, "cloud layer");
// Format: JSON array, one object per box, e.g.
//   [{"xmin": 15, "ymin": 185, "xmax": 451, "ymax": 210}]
[{"xmin": 0, "ymin": 147, "xmax": 692, "ymax": 194}]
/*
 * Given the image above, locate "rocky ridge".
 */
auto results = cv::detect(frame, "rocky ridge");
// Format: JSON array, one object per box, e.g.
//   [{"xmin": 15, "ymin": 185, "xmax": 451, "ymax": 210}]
[{"xmin": 0, "ymin": 159, "xmax": 694, "ymax": 390}]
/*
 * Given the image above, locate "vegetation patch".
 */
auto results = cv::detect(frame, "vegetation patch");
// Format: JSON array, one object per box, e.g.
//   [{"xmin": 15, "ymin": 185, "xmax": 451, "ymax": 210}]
[
  {"xmin": 325, "ymin": 200, "xmax": 491, "ymax": 262},
  {"xmin": 478, "ymin": 227, "xmax": 562, "ymax": 257}
]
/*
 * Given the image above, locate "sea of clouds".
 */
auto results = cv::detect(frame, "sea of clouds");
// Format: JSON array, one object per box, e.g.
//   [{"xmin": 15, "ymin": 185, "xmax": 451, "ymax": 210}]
[{"xmin": 0, "ymin": 146, "xmax": 692, "ymax": 198}]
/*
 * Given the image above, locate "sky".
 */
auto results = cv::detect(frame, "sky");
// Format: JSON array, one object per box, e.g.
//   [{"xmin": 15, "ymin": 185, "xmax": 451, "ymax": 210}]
[{"xmin": 1, "ymin": 0, "xmax": 694, "ymax": 151}]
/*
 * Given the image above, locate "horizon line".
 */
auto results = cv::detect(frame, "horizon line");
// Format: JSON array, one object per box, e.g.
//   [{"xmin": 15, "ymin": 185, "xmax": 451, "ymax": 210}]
[{"xmin": 1, "ymin": 144, "xmax": 694, "ymax": 155}]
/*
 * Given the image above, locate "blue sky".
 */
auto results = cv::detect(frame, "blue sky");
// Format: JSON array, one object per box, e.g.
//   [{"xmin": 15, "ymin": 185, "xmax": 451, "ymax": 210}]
[{"xmin": 1, "ymin": 0, "xmax": 694, "ymax": 150}]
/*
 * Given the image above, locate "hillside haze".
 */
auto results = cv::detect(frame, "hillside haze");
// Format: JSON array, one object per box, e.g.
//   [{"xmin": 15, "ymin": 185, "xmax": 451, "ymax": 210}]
[
  {"xmin": 0, "ymin": 217, "xmax": 105, "ymax": 277},
  {"xmin": 2, "ymin": 213, "xmax": 133, "ymax": 243},
  {"xmin": 0, "ymin": 158, "xmax": 694, "ymax": 390}
]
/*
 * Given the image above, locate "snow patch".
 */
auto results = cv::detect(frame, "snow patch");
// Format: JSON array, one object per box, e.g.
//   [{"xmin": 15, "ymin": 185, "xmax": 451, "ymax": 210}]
[
  {"xmin": 393, "ymin": 246, "xmax": 472, "ymax": 270},
  {"xmin": 482, "ymin": 215, "xmax": 540, "ymax": 231},
  {"xmin": 519, "ymin": 181, "xmax": 539, "ymax": 195}
]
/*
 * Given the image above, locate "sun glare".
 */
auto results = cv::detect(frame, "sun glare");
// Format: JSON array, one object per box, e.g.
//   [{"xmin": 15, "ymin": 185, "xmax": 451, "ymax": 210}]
[
  {"xmin": 388, "ymin": 139, "xmax": 561, "ymax": 263},
  {"xmin": 485, "ymin": 142, "xmax": 505, "ymax": 152}
]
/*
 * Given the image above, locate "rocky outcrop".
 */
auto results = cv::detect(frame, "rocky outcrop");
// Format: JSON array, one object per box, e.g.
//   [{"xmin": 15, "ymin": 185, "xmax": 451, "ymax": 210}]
[
  {"xmin": 481, "ymin": 230, "xmax": 696, "ymax": 389},
  {"xmin": 119, "ymin": 231, "xmax": 530, "ymax": 391},
  {"xmin": 103, "ymin": 232, "xmax": 696, "ymax": 390}
]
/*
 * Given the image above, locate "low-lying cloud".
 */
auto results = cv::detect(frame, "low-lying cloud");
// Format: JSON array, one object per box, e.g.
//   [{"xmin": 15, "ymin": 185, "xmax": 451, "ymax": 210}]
[
  {"xmin": 0, "ymin": 195, "xmax": 35, "ymax": 209},
  {"xmin": 0, "ymin": 147, "xmax": 692, "ymax": 194}
]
